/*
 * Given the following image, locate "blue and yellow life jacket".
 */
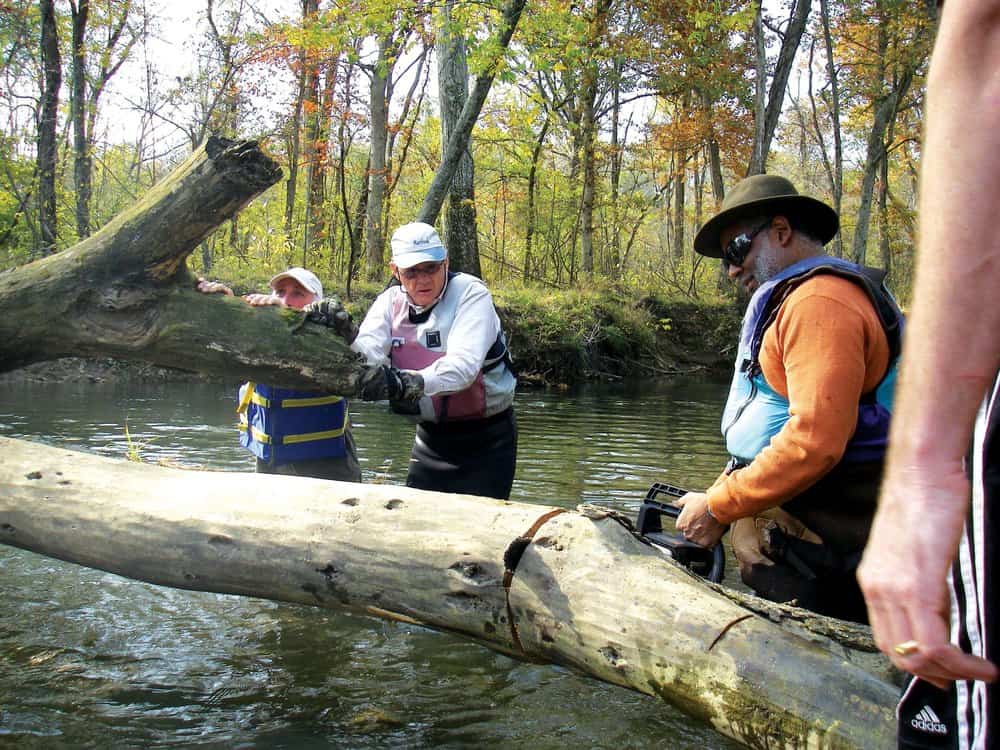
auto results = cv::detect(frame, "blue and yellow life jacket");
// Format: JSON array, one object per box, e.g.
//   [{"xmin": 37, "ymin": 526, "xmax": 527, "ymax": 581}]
[
  {"xmin": 237, "ymin": 382, "xmax": 348, "ymax": 466},
  {"xmin": 722, "ymin": 256, "xmax": 904, "ymax": 465}
]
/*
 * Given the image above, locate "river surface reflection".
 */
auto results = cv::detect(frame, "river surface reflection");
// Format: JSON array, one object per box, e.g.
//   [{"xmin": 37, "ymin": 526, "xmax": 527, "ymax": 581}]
[{"xmin": 0, "ymin": 378, "xmax": 745, "ymax": 749}]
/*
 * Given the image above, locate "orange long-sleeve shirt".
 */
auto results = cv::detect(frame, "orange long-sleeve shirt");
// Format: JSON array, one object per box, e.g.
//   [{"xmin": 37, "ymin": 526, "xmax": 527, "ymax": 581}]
[{"xmin": 706, "ymin": 274, "xmax": 891, "ymax": 524}]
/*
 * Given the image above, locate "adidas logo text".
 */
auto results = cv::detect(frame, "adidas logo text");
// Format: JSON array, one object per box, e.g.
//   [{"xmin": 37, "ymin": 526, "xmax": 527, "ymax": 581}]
[{"xmin": 911, "ymin": 706, "xmax": 948, "ymax": 736}]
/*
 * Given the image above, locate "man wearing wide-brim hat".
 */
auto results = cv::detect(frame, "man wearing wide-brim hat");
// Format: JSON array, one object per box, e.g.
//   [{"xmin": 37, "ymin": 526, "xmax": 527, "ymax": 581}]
[{"xmin": 674, "ymin": 174, "xmax": 905, "ymax": 624}]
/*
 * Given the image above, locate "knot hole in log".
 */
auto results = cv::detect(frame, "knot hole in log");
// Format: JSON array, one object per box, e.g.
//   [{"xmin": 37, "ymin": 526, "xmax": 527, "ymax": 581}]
[
  {"xmin": 532, "ymin": 535, "xmax": 563, "ymax": 551},
  {"xmin": 315, "ymin": 563, "xmax": 349, "ymax": 604},
  {"xmin": 599, "ymin": 644, "xmax": 629, "ymax": 669},
  {"xmin": 448, "ymin": 559, "xmax": 494, "ymax": 585}
]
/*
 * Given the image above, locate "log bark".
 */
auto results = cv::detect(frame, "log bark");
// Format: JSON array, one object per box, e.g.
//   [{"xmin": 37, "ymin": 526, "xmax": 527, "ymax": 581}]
[
  {"xmin": 0, "ymin": 435, "xmax": 899, "ymax": 750},
  {"xmin": 0, "ymin": 137, "xmax": 363, "ymax": 396}
]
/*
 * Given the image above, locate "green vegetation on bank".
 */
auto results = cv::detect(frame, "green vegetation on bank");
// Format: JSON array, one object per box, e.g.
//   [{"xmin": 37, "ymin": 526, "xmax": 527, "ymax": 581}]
[
  {"xmin": 207, "ymin": 272, "xmax": 741, "ymax": 386},
  {"xmin": 495, "ymin": 285, "xmax": 741, "ymax": 385}
]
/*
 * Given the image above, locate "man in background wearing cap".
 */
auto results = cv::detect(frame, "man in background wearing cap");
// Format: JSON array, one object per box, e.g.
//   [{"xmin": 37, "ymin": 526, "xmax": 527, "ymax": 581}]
[
  {"xmin": 674, "ymin": 174, "xmax": 904, "ymax": 623},
  {"xmin": 348, "ymin": 221, "xmax": 517, "ymax": 500},
  {"xmin": 197, "ymin": 269, "xmax": 361, "ymax": 483}
]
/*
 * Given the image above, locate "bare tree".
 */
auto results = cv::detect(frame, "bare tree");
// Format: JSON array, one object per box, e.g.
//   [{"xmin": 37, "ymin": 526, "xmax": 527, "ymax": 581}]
[
  {"xmin": 69, "ymin": 0, "xmax": 92, "ymax": 240},
  {"xmin": 436, "ymin": 0, "xmax": 481, "ymax": 276},
  {"xmin": 850, "ymin": 1, "xmax": 933, "ymax": 264},
  {"xmin": 817, "ymin": 0, "xmax": 843, "ymax": 257},
  {"xmin": 524, "ymin": 111, "xmax": 550, "ymax": 282},
  {"xmin": 300, "ymin": 0, "xmax": 331, "ymax": 266},
  {"xmin": 283, "ymin": 9, "xmax": 309, "ymax": 249},
  {"xmin": 416, "ymin": 0, "xmax": 528, "ymax": 226},
  {"xmin": 362, "ymin": 32, "xmax": 399, "ymax": 280},
  {"xmin": 747, "ymin": 0, "xmax": 811, "ymax": 175},
  {"xmin": 578, "ymin": 0, "xmax": 612, "ymax": 276},
  {"xmin": 68, "ymin": 0, "xmax": 142, "ymax": 240},
  {"xmin": 37, "ymin": 0, "xmax": 61, "ymax": 257}
]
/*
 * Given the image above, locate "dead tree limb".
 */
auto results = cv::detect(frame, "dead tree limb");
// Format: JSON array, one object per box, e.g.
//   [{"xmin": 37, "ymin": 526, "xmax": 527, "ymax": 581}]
[{"xmin": 0, "ymin": 137, "xmax": 363, "ymax": 395}]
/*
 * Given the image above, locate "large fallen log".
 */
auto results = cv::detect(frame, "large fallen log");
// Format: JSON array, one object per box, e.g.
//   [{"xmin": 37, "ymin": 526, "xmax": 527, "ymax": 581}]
[
  {"xmin": 0, "ymin": 435, "xmax": 898, "ymax": 749},
  {"xmin": 0, "ymin": 137, "xmax": 362, "ymax": 395}
]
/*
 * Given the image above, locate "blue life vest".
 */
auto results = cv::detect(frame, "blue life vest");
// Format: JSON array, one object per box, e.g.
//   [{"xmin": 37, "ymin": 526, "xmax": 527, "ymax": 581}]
[
  {"xmin": 237, "ymin": 382, "xmax": 349, "ymax": 466},
  {"xmin": 721, "ymin": 256, "xmax": 904, "ymax": 465}
]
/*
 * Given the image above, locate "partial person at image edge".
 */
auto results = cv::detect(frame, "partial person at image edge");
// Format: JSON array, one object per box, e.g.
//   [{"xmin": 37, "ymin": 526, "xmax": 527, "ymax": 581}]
[{"xmin": 857, "ymin": 1, "xmax": 1000, "ymax": 748}]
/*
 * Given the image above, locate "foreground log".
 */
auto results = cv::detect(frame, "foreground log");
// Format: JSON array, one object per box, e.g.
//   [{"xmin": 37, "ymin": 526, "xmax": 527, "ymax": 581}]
[
  {"xmin": 0, "ymin": 137, "xmax": 362, "ymax": 395},
  {"xmin": 0, "ymin": 436, "xmax": 898, "ymax": 749}
]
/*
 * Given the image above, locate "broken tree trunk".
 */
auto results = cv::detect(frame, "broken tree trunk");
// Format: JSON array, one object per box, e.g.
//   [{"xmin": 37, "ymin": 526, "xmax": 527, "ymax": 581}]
[
  {"xmin": 0, "ymin": 136, "xmax": 362, "ymax": 395},
  {"xmin": 0, "ymin": 436, "xmax": 898, "ymax": 750}
]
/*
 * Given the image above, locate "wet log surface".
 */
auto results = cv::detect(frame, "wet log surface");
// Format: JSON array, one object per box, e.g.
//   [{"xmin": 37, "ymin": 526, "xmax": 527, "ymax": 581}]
[{"xmin": 0, "ymin": 435, "xmax": 899, "ymax": 750}]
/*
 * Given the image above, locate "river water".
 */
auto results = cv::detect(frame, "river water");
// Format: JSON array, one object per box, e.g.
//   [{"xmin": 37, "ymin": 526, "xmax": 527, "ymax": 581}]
[{"xmin": 0, "ymin": 378, "xmax": 746, "ymax": 749}]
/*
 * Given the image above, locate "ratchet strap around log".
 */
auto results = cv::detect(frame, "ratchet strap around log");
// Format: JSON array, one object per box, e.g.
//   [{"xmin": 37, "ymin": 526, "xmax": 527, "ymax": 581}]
[{"xmin": 502, "ymin": 508, "xmax": 568, "ymax": 652}]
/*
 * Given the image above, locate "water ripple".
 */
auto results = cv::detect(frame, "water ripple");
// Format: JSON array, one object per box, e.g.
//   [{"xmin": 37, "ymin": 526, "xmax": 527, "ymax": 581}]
[{"xmin": 0, "ymin": 379, "xmax": 742, "ymax": 749}]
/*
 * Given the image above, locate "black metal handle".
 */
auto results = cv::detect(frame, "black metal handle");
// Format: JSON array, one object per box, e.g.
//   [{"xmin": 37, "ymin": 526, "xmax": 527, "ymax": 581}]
[{"xmin": 635, "ymin": 483, "xmax": 726, "ymax": 584}]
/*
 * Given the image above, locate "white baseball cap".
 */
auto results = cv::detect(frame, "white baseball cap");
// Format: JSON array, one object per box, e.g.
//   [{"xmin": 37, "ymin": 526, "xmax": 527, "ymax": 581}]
[
  {"xmin": 390, "ymin": 222, "xmax": 447, "ymax": 269},
  {"xmin": 269, "ymin": 267, "xmax": 323, "ymax": 299}
]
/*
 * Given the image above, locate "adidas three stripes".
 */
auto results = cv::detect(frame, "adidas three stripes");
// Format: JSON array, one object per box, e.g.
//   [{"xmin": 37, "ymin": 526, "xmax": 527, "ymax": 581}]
[{"xmin": 898, "ymin": 373, "xmax": 1000, "ymax": 749}]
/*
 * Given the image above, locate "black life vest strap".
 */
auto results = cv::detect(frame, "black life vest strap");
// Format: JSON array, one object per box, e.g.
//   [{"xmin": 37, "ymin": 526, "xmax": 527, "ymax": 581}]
[{"xmin": 760, "ymin": 264, "xmax": 903, "ymax": 363}]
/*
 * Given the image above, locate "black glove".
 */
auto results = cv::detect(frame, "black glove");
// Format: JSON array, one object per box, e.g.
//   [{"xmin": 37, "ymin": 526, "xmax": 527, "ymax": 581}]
[
  {"xmin": 358, "ymin": 365, "xmax": 424, "ymax": 403},
  {"xmin": 304, "ymin": 296, "xmax": 359, "ymax": 343}
]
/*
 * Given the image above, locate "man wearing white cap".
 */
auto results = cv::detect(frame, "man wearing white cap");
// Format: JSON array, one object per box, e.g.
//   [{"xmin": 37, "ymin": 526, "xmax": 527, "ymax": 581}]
[
  {"xmin": 197, "ymin": 268, "xmax": 361, "ymax": 482},
  {"xmin": 347, "ymin": 221, "xmax": 518, "ymax": 500}
]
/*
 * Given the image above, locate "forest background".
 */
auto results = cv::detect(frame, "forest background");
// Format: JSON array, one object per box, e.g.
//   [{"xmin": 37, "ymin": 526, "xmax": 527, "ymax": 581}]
[{"xmin": 0, "ymin": 0, "xmax": 936, "ymax": 383}]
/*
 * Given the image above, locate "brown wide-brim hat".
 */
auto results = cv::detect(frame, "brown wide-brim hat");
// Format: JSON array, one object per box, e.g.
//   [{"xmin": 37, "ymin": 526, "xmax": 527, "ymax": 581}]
[{"xmin": 693, "ymin": 174, "xmax": 839, "ymax": 257}]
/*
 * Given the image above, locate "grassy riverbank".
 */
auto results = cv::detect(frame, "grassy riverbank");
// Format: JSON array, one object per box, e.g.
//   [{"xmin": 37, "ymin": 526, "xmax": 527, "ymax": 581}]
[
  {"xmin": 328, "ymin": 280, "xmax": 741, "ymax": 386},
  {"xmin": 1, "ymin": 280, "xmax": 741, "ymax": 386},
  {"xmin": 494, "ymin": 285, "xmax": 740, "ymax": 385}
]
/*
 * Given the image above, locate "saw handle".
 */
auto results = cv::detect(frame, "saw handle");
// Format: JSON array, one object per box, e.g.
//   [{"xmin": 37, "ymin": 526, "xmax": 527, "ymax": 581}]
[{"xmin": 636, "ymin": 483, "xmax": 726, "ymax": 584}]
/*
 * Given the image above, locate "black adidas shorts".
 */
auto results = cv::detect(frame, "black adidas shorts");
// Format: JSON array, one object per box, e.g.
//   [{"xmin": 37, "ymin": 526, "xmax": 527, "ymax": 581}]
[{"xmin": 898, "ymin": 374, "xmax": 1000, "ymax": 749}]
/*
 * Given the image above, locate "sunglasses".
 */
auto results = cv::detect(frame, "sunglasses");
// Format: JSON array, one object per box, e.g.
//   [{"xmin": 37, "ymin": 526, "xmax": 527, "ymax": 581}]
[
  {"xmin": 723, "ymin": 219, "xmax": 771, "ymax": 269},
  {"xmin": 399, "ymin": 261, "xmax": 445, "ymax": 281}
]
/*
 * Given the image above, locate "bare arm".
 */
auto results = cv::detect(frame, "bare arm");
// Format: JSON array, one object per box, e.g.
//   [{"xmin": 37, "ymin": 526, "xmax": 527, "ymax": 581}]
[
  {"xmin": 196, "ymin": 279, "xmax": 281, "ymax": 307},
  {"xmin": 858, "ymin": 0, "xmax": 1000, "ymax": 686}
]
